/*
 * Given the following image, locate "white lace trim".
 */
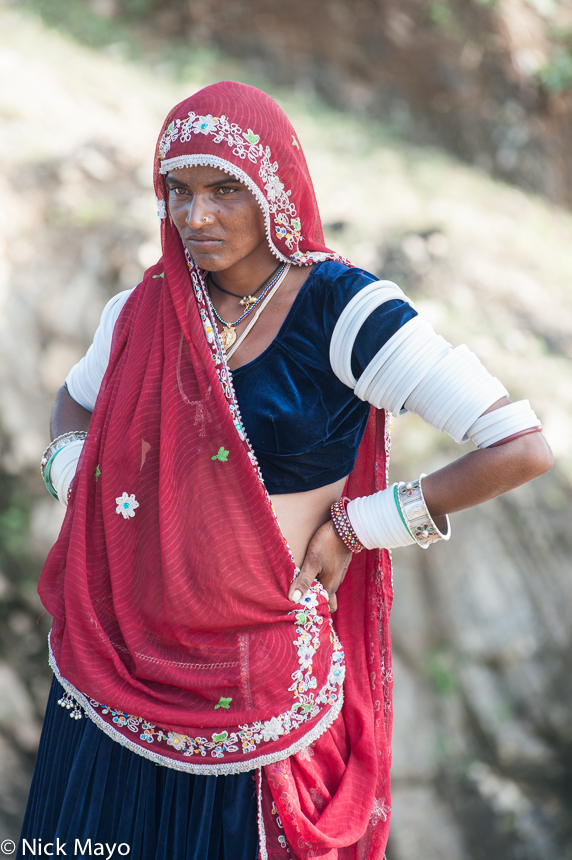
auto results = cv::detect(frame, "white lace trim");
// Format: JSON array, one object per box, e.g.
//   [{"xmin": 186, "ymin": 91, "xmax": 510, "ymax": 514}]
[
  {"xmin": 257, "ymin": 769, "xmax": 269, "ymax": 860},
  {"xmin": 159, "ymin": 154, "xmax": 342, "ymax": 268},
  {"xmin": 48, "ymin": 637, "xmax": 344, "ymax": 776}
]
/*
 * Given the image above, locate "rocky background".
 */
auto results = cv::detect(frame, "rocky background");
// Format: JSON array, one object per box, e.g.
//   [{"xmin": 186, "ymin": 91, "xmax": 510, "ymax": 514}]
[{"xmin": 1, "ymin": 1, "xmax": 572, "ymax": 857}]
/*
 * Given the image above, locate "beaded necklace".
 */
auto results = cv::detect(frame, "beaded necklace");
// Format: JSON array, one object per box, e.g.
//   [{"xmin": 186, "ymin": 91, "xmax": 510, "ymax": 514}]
[
  {"xmin": 209, "ymin": 262, "xmax": 282, "ymax": 310},
  {"xmin": 206, "ymin": 263, "xmax": 287, "ymax": 350}
]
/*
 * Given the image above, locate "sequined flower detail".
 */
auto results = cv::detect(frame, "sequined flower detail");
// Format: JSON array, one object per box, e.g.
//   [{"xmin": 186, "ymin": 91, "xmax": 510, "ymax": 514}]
[
  {"xmin": 265, "ymin": 174, "xmax": 285, "ymax": 202},
  {"xmin": 166, "ymin": 732, "xmax": 187, "ymax": 750},
  {"xmin": 156, "ymin": 196, "xmax": 167, "ymax": 219},
  {"xmin": 115, "ymin": 492, "xmax": 140, "ymax": 519},
  {"xmin": 193, "ymin": 114, "xmax": 218, "ymax": 135},
  {"xmin": 260, "ymin": 716, "xmax": 285, "ymax": 743}
]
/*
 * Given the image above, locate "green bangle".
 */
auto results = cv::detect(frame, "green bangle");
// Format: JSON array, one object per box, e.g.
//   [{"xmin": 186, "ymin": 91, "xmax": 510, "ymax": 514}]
[
  {"xmin": 43, "ymin": 449, "xmax": 61, "ymax": 500},
  {"xmin": 40, "ymin": 430, "xmax": 88, "ymax": 502},
  {"xmin": 393, "ymin": 483, "xmax": 414, "ymax": 538}
]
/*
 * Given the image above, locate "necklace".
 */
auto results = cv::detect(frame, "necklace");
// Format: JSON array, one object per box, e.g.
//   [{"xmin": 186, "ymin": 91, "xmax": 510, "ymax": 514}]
[
  {"xmin": 209, "ymin": 263, "xmax": 282, "ymax": 310},
  {"xmin": 207, "ymin": 263, "xmax": 288, "ymax": 351},
  {"xmin": 226, "ymin": 264, "xmax": 291, "ymax": 359}
]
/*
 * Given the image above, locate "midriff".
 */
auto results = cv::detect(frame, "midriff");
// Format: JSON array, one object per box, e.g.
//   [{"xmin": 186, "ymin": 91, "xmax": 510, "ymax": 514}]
[{"xmin": 270, "ymin": 476, "xmax": 347, "ymax": 567}]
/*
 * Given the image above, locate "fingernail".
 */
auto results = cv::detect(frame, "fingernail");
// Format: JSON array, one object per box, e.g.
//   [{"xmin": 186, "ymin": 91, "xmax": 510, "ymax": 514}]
[{"xmin": 291, "ymin": 590, "xmax": 302, "ymax": 602}]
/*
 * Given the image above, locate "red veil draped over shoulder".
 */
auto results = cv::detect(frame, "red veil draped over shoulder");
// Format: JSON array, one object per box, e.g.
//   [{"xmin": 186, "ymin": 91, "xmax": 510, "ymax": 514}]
[{"xmin": 39, "ymin": 82, "xmax": 395, "ymax": 859}]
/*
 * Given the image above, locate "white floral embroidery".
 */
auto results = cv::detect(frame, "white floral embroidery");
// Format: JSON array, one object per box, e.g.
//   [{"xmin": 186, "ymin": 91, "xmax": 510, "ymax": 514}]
[
  {"xmin": 61, "ymin": 581, "xmax": 346, "ymax": 762},
  {"xmin": 193, "ymin": 114, "xmax": 218, "ymax": 135},
  {"xmin": 158, "ymin": 112, "xmax": 303, "ymax": 254},
  {"xmin": 370, "ymin": 797, "xmax": 391, "ymax": 824},
  {"xmin": 167, "ymin": 732, "xmax": 188, "ymax": 750},
  {"xmin": 260, "ymin": 717, "xmax": 285, "ymax": 743},
  {"xmin": 156, "ymin": 196, "xmax": 166, "ymax": 219},
  {"xmin": 115, "ymin": 492, "xmax": 139, "ymax": 519}
]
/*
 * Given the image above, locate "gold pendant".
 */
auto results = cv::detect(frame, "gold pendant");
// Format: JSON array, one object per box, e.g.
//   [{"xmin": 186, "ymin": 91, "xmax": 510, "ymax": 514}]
[
  {"xmin": 219, "ymin": 325, "xmax": 237, "ymax": 351},
  {"xmin": 240, "ymin": 295, "xmax": 257, "ymax": 311}
]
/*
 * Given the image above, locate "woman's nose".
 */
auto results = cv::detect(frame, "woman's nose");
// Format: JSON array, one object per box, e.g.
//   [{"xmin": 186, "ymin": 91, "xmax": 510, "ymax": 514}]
[{"xmin": 185, "ymin": 195, "xmax": 214, "ymax": 228}]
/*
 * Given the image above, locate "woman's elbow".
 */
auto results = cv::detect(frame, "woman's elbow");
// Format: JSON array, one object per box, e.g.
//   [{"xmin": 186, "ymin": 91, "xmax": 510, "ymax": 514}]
[{"xmin": 518, "ymin": 432, "xmax": 554, "ymax": 481}]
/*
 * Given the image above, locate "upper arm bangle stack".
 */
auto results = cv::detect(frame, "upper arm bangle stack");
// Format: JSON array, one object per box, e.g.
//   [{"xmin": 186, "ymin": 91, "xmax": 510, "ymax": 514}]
[{"xmin": 466, "ymin": 399, "xmax": 541, "ymax": 448}]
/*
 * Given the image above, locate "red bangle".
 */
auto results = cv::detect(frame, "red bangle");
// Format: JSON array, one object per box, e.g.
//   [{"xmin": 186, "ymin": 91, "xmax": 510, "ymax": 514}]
[
  {"xmin": 489, "ymin": 426, "xmax": 542, "ymax": 448},
  {"xmin": 331, "ymin": 497, "xmax": 364, "ymax": 553}
]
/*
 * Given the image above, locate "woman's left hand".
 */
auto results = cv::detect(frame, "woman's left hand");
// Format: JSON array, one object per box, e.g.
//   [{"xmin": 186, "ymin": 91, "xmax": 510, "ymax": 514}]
[{"xmin": 288, "ymin": 520, "xmax": 352, "ymax": 612}]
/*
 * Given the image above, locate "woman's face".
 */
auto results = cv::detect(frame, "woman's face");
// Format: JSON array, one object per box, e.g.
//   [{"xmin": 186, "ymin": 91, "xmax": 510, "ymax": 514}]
[{"xmin": 165, "ymin": 165, "xmax": 273, "ymax": 272}]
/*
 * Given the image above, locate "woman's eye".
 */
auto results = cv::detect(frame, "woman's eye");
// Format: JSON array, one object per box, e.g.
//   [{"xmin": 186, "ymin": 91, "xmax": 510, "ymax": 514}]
[{"xmin": 218, "ymin": 186, "xmax": 238, "ymax": 195}]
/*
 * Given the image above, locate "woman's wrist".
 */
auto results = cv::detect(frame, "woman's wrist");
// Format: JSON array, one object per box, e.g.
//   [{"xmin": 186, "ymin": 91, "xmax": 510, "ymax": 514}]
[
  {"xmin": 347, "ymin": 484, "xmax": 415, "ymax": 551},
  {"xmin": 330, "ymin": 497, "xmax": 365, "ymax": 553},
  {"xmin": 345, "ymin": 476, "xmax": 451, "ymax": 551},
  {"xmin": 41, "ymin": 432, "xmax": 87, "ymax": 505}
]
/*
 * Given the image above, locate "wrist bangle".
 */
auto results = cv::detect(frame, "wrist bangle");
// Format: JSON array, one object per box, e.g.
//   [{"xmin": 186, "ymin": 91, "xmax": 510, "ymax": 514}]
[
  {"xmin": 41, "ymin": 431, "xmax": 88, "ymax": 500},
  {"xmin": 331, "ymin": 497, "xmax": 365, "ymax": 553},
  {"xmin": 395, "ymin": 474, "xmax": 450, "ymax": 550}
]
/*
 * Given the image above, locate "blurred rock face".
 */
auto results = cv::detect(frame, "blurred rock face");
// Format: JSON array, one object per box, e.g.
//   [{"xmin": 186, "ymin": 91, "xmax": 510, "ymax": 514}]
[
  {"xmin": 2, "ymin": 7, "xmax": 572, "ymax": 858},
  {"xmin": 93, "ymin": 0, "xmax": 572, "ymax": 207}
]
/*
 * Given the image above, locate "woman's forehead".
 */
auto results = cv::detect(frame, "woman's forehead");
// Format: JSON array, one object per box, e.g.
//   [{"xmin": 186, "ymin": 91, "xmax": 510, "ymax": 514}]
[{"xmin": 165, "ymin": 164, "xmax": 244, "ymax": 187}]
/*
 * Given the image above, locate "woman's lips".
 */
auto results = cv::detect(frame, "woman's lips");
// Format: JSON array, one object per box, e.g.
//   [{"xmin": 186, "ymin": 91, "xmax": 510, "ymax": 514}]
[{"xmin": 186, "ymin": 235, "xmax": 223, "ymax": 248}]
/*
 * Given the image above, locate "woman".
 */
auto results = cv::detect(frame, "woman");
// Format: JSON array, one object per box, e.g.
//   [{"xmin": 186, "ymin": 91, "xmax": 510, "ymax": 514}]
[{"xmin": 25, "ymin": 81, "xmax": 553, "ymax": 859}]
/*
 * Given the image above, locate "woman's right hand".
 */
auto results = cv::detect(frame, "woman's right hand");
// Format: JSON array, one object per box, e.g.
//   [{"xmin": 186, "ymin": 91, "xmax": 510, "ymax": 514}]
[{"xmin": 288, "ymin": 518, "xmax": 352, "ymax": 612}]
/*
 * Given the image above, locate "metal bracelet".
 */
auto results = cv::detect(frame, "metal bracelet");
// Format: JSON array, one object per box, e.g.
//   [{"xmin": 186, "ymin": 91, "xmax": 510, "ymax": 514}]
[
  {"xmin": 41, "ymin": 431, "xmax": 88, "ymax": 499},
  {"xmin": 40, "ymin": 431, "xmax": 88, "ymax": 480},
  {"xmin": 395, "ymin": 474, "xmax": 450, "ymax": 550}
]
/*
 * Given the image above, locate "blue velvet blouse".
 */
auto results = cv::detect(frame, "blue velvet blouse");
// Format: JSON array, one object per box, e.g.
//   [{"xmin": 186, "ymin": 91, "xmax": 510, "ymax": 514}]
[{"xmin": 232, "ymin": 261, "xmax": 417, "ymax": 494}]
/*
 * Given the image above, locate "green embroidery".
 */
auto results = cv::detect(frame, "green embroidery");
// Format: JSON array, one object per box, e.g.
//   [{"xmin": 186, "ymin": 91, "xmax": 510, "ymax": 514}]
[
  {"xmin": 292, "ymin": 217, "xmax": 301, "ymax": 232},
  {"xmin": 95, "ymin": 465, "xmax": 101, "ymax": 482},
  {"xmin": 292, "ymin": 136, "xmax": 300, "ymax": 149},
  {"xmin": 83, "ymin": 582, "xmax": 346, "ymax": 761},
  {"xmin": 212, "ymin": 447, "xmax": 229, "ymax": 462},
  {"xmin": 296, "ymin": 611, "xmax": 308, "ymax": 625},
  {"xmin": 152, "ymin": 272, "xmax": 164, "ymax": 279},
  {"xmin": 212, "ymin": 730, "xmax": 229, "ymax": 742},
  {"xmin": 214, "ymin": 697, "xmax": 232, "ymax": 710},
  {"xmin": 243, "ymin": 128, "xmax": 260, "ymax": 145}
]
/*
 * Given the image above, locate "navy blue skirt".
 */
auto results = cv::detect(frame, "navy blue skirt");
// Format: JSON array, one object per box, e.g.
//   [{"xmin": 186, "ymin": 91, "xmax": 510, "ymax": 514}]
[{"xmin": 20, "ymin": 678, "xmax": 259, "ymax": 859}]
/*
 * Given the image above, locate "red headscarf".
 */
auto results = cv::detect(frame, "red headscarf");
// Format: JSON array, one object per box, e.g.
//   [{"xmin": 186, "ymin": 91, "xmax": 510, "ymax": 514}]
[{"xmin": 39, "ymin": 82, "xmax": 394, "ymax": 859}]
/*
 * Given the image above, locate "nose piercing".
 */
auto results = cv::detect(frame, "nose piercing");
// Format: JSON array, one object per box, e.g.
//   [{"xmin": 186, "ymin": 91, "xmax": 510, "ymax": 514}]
[{"xmin": 202, "ymin": 216, "xmax": 210, "ymax": 223}]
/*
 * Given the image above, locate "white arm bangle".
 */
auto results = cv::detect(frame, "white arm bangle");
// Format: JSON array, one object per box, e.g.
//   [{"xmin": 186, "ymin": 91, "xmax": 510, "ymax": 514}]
[
  {"xmin": 50, "ymin": 440, "xmax": 85, "ymax": 507},
  {"xmin": 330, "ymin": 285, "xmax": 508, "ymax": 443},
  {"xmin": 347, "ymin": 485, "xmax": 416, "ymax": 551},
  {"xmin": 467, "ymin": 400, "xmax": 541, "ymax": 448},
  {"xmin": 329, "ymin": 280, "xmax": 415, "ymax": 388},
  {"xmin": 347, "ymin": 478, "xmax": 451, "ymax": 551},
  {"xmin": 404, "ymin": 346, "xmax": 508, "ymax": 443},
  {"xmin": 354, "ymin": 317, "xmax": 451, "ymax": 414}
]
